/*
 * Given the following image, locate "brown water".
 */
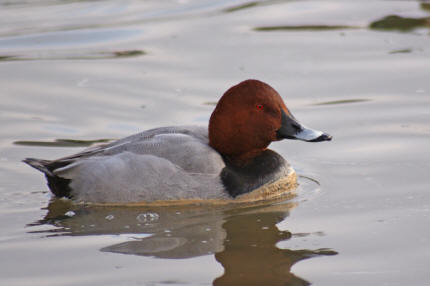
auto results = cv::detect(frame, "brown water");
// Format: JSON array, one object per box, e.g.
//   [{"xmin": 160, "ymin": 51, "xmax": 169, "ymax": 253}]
[{"xmin": 1, "ymin": 1, "xmax": 430, "ymax": 285}]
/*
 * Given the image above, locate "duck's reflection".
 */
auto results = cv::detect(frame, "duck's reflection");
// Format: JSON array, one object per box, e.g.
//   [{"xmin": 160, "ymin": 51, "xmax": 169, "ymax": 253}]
[
  {"xmin": 213, "ymin": 206, "xmax": 336, "ymax": 286},
  {"xmin": 34, "ymin": 198, "xmax": 336, "ymax": 285}
]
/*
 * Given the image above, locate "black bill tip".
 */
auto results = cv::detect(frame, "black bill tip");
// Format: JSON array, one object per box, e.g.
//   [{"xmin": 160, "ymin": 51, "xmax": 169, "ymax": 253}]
[{"xmin": 308, "ymin": 133, "xmax": 332, "ymax": 142}]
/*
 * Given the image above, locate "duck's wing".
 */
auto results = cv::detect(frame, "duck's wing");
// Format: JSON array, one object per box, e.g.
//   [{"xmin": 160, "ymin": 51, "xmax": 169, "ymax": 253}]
[
  {"xmin": 92, "ymin": 126, "xmax": 222, "ymax": 174},
  {"xmin": 24, "ymin": 126, "xmax": 227, "ymax": 202},
  {"xmin": 25, "ymin": 126, "xmax": 209, "ymax": 165},
  {"xmin": 25, "ymin": 126, "xmax": 210, "ymax": 171}
]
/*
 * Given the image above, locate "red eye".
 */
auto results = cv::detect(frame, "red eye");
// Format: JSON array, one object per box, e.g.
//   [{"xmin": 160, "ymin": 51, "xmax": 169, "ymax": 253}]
[{"xmin": 256, "ymin": 104, "xmax": 264, "ymax": 110}]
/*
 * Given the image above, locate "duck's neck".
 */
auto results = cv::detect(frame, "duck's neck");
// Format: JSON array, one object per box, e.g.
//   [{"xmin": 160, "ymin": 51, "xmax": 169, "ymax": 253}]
[
  {"xmin": 224, "ymin": 149, "xmax": 266, "ymax": 166},
  {"xmin": 220, "ymin": 149, "xmax": 288, "ymax": 198}
]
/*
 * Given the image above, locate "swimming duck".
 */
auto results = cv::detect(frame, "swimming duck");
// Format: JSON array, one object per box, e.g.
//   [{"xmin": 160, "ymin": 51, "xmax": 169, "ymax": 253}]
[{"xmin": 24, "ymin": 79, "xmax": 331, "ymax": 203}]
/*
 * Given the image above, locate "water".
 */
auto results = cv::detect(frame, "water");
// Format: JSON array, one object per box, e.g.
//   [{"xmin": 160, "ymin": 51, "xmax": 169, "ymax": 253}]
[{"xmin": 1, "ymin": 0, "xmax": 430, "ymax": 285}]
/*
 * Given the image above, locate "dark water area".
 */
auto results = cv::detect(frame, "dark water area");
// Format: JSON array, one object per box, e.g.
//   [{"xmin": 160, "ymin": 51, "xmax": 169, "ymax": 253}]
[{"xmin": 1, "ymin": 1, "xmax": 430, "ymax": 285}]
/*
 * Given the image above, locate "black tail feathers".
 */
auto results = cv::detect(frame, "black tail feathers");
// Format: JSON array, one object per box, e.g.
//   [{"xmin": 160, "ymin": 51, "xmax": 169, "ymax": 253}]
[
  {"xmin": 23, "ymin": 158, "xmax": 72, "ymax": 198},
  {"xmin": 23, "ymin": 158, "xmax": 54, "ymax": 176}
]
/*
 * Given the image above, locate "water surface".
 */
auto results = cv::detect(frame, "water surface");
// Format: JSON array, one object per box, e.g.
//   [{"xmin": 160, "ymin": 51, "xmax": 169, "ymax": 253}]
[{"xmin": 1, "ymin": 1, "xmax": 430, "ymax": 285}]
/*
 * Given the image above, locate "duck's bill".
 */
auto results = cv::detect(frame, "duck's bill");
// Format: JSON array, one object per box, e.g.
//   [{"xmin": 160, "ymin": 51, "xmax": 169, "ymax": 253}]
[
  {"xmin": 276, "ymin": 109, "xmax": 332, "ymax": 142},
  {"xmin": 293, "ymin": 126, "xmax": 332, "ymax": 142}
]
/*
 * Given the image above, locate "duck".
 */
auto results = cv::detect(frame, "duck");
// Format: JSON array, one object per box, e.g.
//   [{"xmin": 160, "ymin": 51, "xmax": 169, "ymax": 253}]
[{"xmin": 24, "ymin": 79, "xmax": 331, "ymax": 204}]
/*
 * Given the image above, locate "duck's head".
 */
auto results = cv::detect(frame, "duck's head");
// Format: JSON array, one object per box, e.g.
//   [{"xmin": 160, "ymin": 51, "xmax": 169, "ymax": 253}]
[{"xmin": 209, "ymin": 79, "xmax": 331, "ymax": 160}]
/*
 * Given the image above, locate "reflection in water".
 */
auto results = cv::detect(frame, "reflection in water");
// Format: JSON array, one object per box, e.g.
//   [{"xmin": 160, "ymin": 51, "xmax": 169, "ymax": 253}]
[
  {"xmin": 32, "ymin": 198, "xmax": 337, "ymax": 285},
  {"xmin": 214, "ymin": 208, "xmax": 336, "ymax": 286}
]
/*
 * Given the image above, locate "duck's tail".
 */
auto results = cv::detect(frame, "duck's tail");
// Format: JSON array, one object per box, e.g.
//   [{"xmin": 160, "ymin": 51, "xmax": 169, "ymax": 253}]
[
  {"xmin": 23, "ymin": 158, "xmax": 54, "ymax": 176},
  {"xmin": 23, "ymin": 158, "xmax": 72, "ymax": 198}
]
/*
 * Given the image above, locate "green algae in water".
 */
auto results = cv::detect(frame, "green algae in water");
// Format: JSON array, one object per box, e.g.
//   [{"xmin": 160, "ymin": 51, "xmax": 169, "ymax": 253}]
[
  {"xmin": 313, "ymin": 99, "xmax": 371, "ymax": 106},
  {"xmin": 223, "ymin": 2, "xmax": 259, "ymax": 13},
  {"xmin": 0, "ymin": 50, "xmax": 146, "ymax": 62},
  {"xmin": 369, "ymin": 15, "xmax": 430, "ymax": 31},
  {"xmin": 421, "ymin": 3, "xmax": 430, "ymax": 12},
  {"xmin": 254, "ymin": 25, "xmax": 358, "ymax": 31},
  {"xmin": 0, "ymin": 55, "xmax": 20, "ymax": 61},
  {"xmin": 389, "ymin": 49, "xmax": 412, "ymax": 54},
  {"xmin": 14, "ymin": 138, "xmax": 112, "ymax": 147},
  {"xmin": 203, "ymin": 101, "xmax": 218, "ymax": 106},
  {"xmin": 112, "ymin": 50, "xmax": 146, "ymax": 58}
]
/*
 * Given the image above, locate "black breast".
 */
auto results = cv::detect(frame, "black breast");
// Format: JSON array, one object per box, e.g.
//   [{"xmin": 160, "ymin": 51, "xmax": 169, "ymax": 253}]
[{"xmin": 220, "ymin": 149, "xmax": 288, "ymax": 198}]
